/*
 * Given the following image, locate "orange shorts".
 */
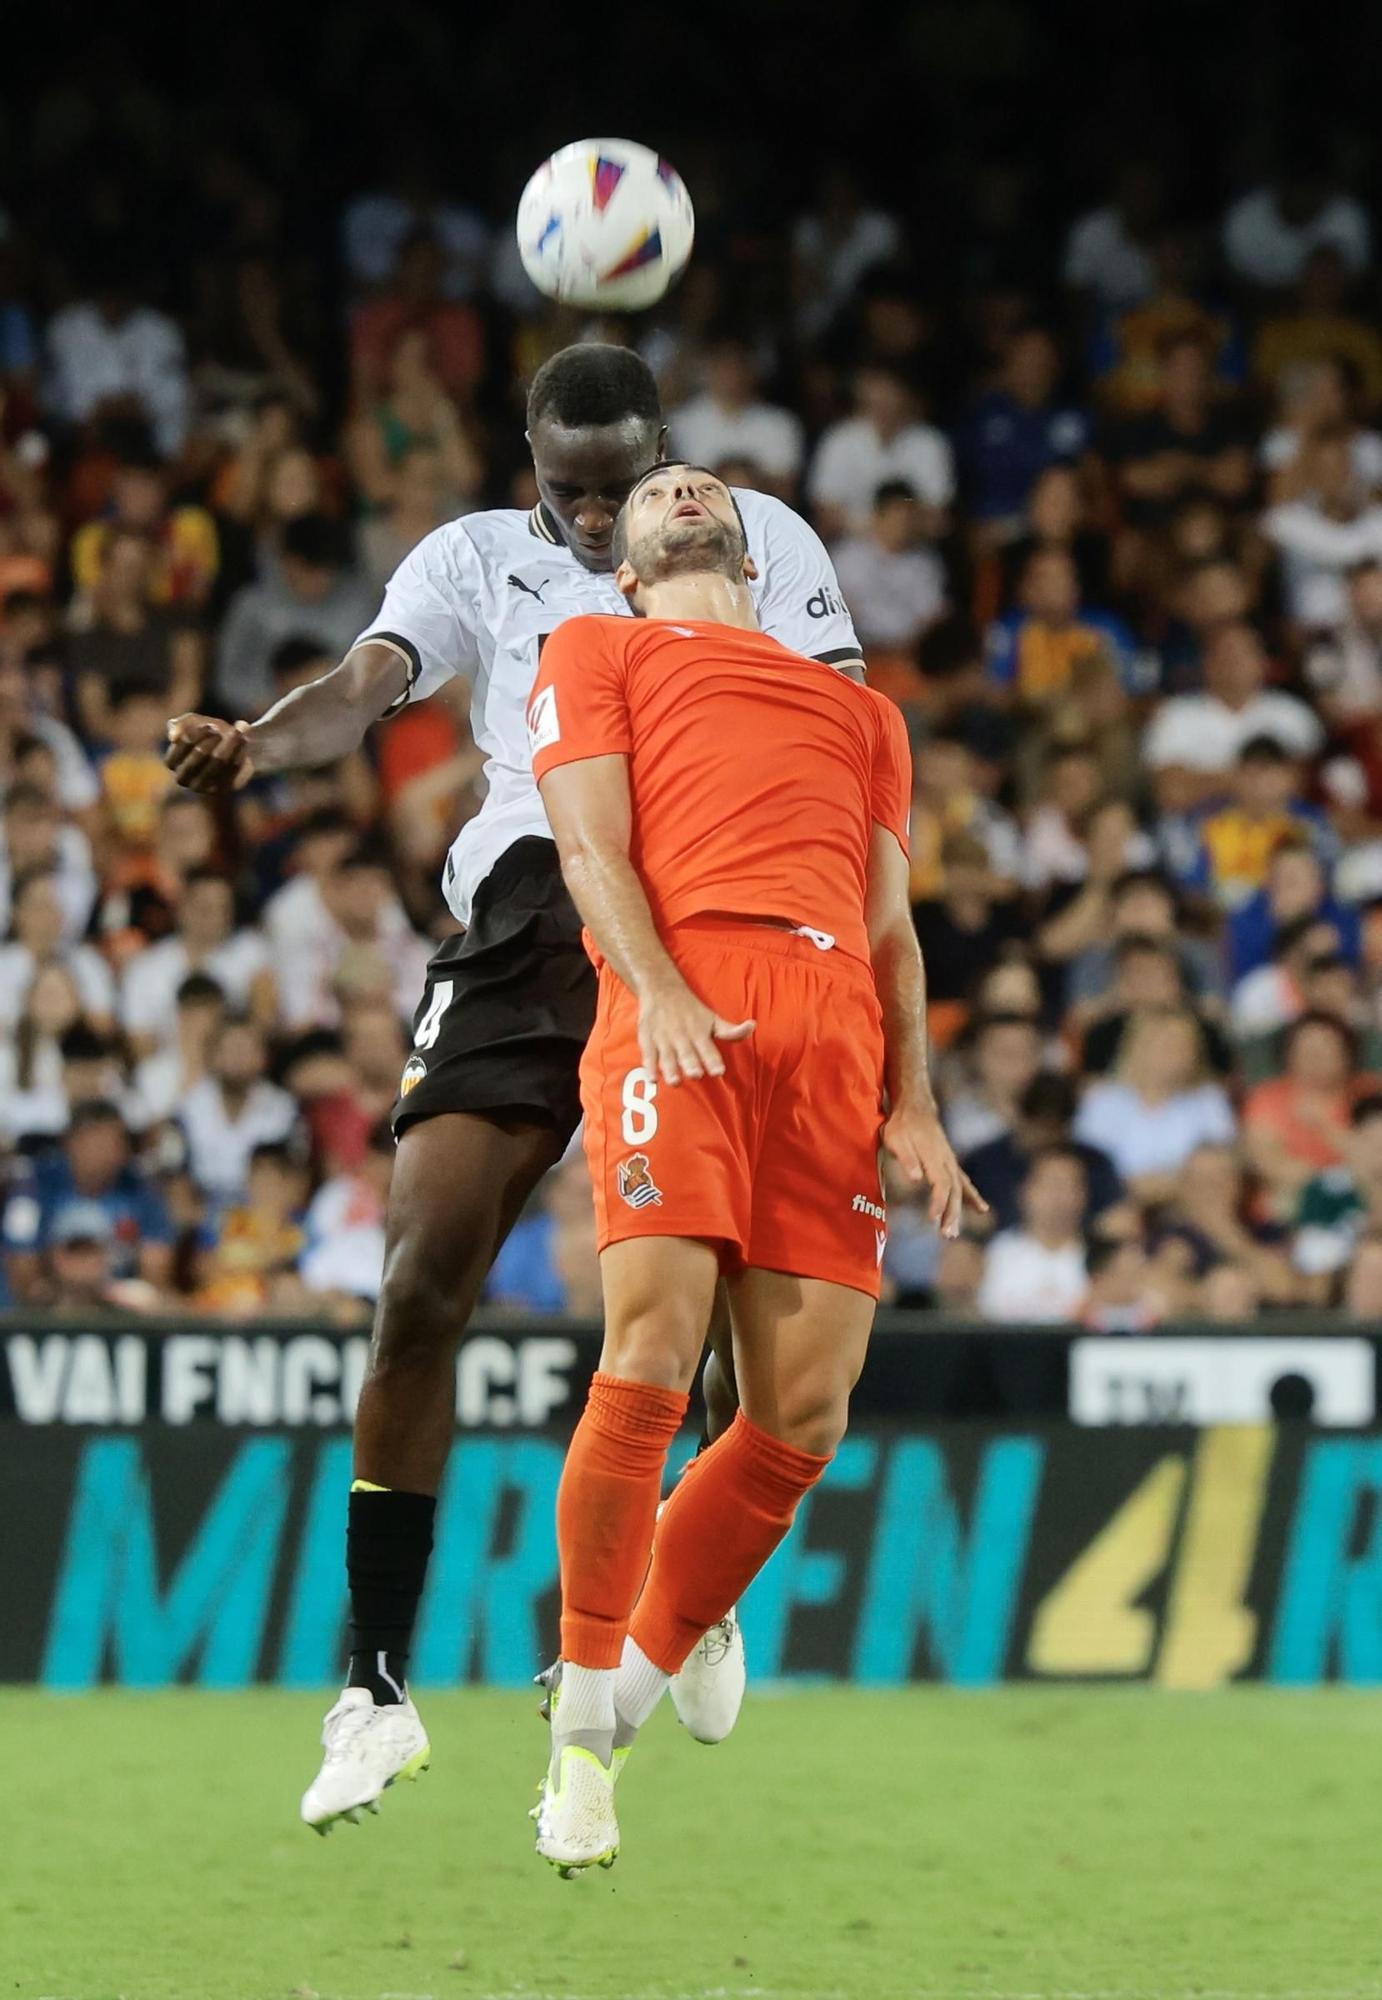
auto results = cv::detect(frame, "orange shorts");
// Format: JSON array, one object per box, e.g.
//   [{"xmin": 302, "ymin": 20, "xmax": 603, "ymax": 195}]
[{"xmin": 580, "ymin": 918, "xmax": 888, "ymax": 1299}]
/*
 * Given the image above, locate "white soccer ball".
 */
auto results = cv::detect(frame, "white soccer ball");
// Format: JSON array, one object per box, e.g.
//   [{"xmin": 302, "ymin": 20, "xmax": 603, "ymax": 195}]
[{"xmin": 516, "ymin": 137, "xmax": 695, "ymax": 312}]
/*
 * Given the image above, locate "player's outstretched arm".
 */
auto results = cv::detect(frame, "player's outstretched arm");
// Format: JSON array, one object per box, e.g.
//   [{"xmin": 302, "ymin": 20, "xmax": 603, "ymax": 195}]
[
  {"xmin": 865, "ymin": 822, "xmax": 987, "ymax": 1240},
  {"xmin": 539, "ymin": 756, "xmax": 753, "ymax": 1087},
  {"xmin": 165, "ymin": 640, "xmax": 412, "ymax": 794}
]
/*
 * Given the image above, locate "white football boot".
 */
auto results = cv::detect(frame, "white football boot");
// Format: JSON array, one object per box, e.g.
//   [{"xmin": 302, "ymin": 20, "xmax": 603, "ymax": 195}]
[
  {"xmin": 299, "ymin": 1687, "xmax": 430, "ymax": 1833},
  {"xmin": 668, "ymin": 1607, "xmax": 746, "ymax": 1744}
]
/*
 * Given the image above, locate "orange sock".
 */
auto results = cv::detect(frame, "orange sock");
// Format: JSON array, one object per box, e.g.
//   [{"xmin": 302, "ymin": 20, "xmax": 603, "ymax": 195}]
[
  {"xmin": 629, "ymin": 1412, "xmax": 830, "ymax": 1674},
  {"xmin": 558, "ymin": 1371, "xmax": 689, "ymax": 1668}
]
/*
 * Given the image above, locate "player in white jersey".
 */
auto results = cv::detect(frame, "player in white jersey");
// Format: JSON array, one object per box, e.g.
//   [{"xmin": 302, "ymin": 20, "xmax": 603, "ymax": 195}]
[{"xmin": 164, "ymin": 346, "xmax": 865, "ymax": 1831}]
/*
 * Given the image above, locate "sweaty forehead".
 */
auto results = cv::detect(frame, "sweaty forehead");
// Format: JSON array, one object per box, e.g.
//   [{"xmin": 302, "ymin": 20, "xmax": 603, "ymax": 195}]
[{"xmin": 530, "ymin": 417, "xmax": 659, "ymax": 488}]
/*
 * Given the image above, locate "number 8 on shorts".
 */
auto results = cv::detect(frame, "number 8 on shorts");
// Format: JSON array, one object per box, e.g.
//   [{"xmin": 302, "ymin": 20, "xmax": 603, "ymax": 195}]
[{"xmin": 620, "ymin": 1066, "xmax": 658, "ymax": 1144}]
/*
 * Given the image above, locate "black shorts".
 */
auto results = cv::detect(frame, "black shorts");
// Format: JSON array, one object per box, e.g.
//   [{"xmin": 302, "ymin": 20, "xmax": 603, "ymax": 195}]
[{"xmin": 392, "ymin": 837, "xmax": 596, "ymax": 1144}]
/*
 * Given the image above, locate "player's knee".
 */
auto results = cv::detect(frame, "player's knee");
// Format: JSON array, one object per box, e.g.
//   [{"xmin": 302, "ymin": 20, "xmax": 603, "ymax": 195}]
[
  {"xmin": 767, "ymin": 1377, "xmax": 851, "ymax": 1459},
  {"xmin": 600, "ymin": 1303, "xmax": 704, "ymax": 1393},
  {"xmin": 372, "ymin": 1229, "xmax": 487, "ymax": 1372}
]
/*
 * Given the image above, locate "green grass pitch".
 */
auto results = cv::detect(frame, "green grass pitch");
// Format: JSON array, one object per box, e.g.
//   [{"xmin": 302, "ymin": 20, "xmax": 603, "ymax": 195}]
[{"xmin": 6, "ymin": 1684, "xmax": 1382, "ymax": 2000}]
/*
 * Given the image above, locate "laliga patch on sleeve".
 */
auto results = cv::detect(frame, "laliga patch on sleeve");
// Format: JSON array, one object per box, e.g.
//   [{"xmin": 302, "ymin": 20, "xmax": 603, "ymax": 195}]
[{"xmin": 527, "ymin": 685, "xmax": 561, "ymax": 753}]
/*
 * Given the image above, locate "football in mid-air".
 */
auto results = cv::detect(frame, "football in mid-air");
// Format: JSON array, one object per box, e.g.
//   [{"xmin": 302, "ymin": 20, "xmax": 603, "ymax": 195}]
[{"xmin": 516, "ymin": 138, "xmax": 695, "ymax": 312}]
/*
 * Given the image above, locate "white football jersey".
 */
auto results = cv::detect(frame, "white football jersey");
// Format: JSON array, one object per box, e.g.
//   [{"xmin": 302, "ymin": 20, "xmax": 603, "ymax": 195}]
[{"xmin": 354, "ymin": 491, "xmax": 862, "ymax": 924}]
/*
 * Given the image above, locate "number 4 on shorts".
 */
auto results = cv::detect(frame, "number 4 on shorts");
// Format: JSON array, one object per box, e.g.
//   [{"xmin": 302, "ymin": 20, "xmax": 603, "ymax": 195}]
[{"xmin": 415, "ymin": 980, "xmax": 454, "ymax": 1050}]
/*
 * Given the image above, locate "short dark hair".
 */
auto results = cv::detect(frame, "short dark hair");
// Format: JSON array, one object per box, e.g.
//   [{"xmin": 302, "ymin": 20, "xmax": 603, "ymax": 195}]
[
  {"xmin": 1019, "ymin": 1071, "xmax": 1077, "ymax": 1125},
  {"xmin": 1351, "ymin": 1092, "xmax": 1382, "ymax": 1129},
  {"xmin": 3, "ymin": 781, "xmax": 54, "ymax": 818},
  {"xmin": 249, "ymin": 1140, "xmax": 299, "ymax": 1173},
  {"xmin": 182, "ymin": 865, "xmax": 231, "ymax": 895},
  {"xmin": 1284, "ymin": 1008, "xmax": 1356, "ymax": 1065},
  {"xmin": 1112, "ymin": 868, "xmax": 1174, "ymax": 906},
  {"xmin": 59, "ymin": 1026, "xmax": 116, "ymax": 1065},
  {"xmin": 176, "ymin": 972, "xmax": 227, "ymax": 1010},
  {"xmin": 1273, "ymin": 913, "xmax": 1332, "ymax": 961},
  {"xmin": 271, "ymin": 634, "xmax": 332, "ymax": 680},
  {"xmin": 874, "ymin": 479, "xmax": 918, "ymax": 509},
  {"xmin": 67, "ymin": 1098, "xmax": 126, "ymax": 1132},
  {"xmin": 282, "ymin": 513, "xmax": 348, "ymax": 571},
  {"xmin": 526, "ymin": 343, "xmax": 662, "ymax": 431},
  {"xmin": 337, "ymin": 832, "xmax": 394, "ymax": 875},
  {"xmin": 1116, "ymin": 931, "xmax": 1178, "ymax": 966},
  {"xmin": 1239, "ymin": 732, "xmax": 1292, "ymax": 766},
  {"xmin": 1086, "ymin": 1230, "xmax": 1137, "ymax": 1278}
]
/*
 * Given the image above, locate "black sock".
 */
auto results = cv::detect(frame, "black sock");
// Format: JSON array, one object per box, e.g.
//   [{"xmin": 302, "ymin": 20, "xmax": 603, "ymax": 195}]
[{"xmin": 346, "ymin": 1487, "xmax": 436, "ymax": 1705}]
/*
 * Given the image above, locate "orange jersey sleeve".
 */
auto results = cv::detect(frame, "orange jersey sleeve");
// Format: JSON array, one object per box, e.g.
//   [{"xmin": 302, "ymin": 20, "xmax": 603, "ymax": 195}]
[
  {"xmin": 528, "ymin": 616, "xmax": 633, "ymax": 780},
  {"xmin": 868, "ymin": 692, "xmax": 913, "ymax": 855}
]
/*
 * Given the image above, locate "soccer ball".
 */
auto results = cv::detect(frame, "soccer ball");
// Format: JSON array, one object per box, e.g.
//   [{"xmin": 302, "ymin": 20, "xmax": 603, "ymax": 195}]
[{"xmin": 516, "ymin": 137, "xmax": 695, "ymax": 312}]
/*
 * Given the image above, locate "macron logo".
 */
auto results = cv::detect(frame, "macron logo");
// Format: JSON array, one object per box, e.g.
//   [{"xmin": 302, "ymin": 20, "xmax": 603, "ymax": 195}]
[{"xmin": 527, "ymin": 685, "xmax": 561, "ymax": 754}]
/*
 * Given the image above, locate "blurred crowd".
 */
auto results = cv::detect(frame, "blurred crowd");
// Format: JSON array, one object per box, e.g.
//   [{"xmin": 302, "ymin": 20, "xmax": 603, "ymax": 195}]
[{"xmin": 4, "ymin": 70, "xmax": 1382, "ymax": 1326}]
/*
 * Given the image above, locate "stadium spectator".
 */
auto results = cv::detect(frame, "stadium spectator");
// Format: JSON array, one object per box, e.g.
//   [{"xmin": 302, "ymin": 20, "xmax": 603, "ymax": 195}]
[
  {"xmin": 830, "ymin": 480, "xmax": 946, "ymax": 664},
  {"xmin": 195, "ymin": 1140, "xmax": 309, "ymax": 1316},
  {"xmin": 942, "ymin": 1012, "xmax": 1046, "ymax": 1155},
  {"xmin": 1262, "ymin": 430, "xmax": 1382, "ymax": 635},
  {"xmin": 487, "ymin": 1153, "xmax": 602, "ymax": 1317},
  {"xmin": 120, "ymin": 868, "xmax": 274, "ymax": 1056},
  {"xmin": 807, "ymin": 363, "xmax": 954, "ymax": 538},
  {"xmin": 1242, "ymin": 1011, "xmax": 1374, "ymax": 1218},
  {"xmin": 958, "ymin": 325, "xmax": 1090, "ymax": 538},
  {"xmin": 670, "ymin": 334, "xmax": 804, "ymax": 500},
  {"xmin": 358, "ymin": 443, "xmax": 467, "ymax": 590},
  {"xmin": 985, "ymin": 547, "xmax": 1136, "ymax": 705},
  {"xmin": 68, "ymin": 446, "xmax": 218, "ymax": 610},
  {"xmin": 1062, "ymin": 160, "xmax": 1165, "ymax": 310},
  {"xmin": 962, "ymin": 1071, "xmax": 1124, "ymax": 1232},
  {"xmin": 1073, "ymin": 1007, "xmax": 1236, "ymax": 1200},
  {"xmin": 274, "ymin": 836, "xmax": 430, "ymax": 1030},
  {"xmin": 1081, "ymin": 1230, "xmax": 1166, "ymax": 1330},
  {"xmin": 299, "ymin": 1114, "xmax": 393, "ymax": 1304},
  {"xmin": 0, "ymin": 781, "xmax": 96, "ymax": 940},
  {"xmin": 128, "ymin": 971, "xmax": 226, "ymax": 1129},
  {"xmin": 344, "ymin": 325, "xmax": 484, "ymax": 515},
  {"xmin": 976, "ymin": 1145, "xmax": 1090, "ymax": 1323},
  {"xmin": 3, "ymin": 1099, "xmax": 172, "ymax": 1301},
  {"xmin": 1293, "ymin": 1093, "xmax": 1382, "ymax": 1288},
  {"xmin": 1306, "ymin": 559, "xmax": 1382, "ymax": 725},
  {"xmin": 68, "ymin": 529, "xmax": 203, "ymax": 737},
  {"xmin": 0, "ymin": 867, "xmax": 115, "ymax": 1030},
  {"xmin": 790, "ymin": 162, "xmax": 902, "ymax": 340},
  {"xmin": 214, "ymin": 513, "xmax": 376, "ymax": 717},
  {"xmin": 1222, "ymin": 164, "xmax": 1371, "ymax": 292},
  {"xmin": 0, "ymin": 962, "xmax": 84, "ymax": 1144},
  {"xmin": 1228, "ymin": 840, "xmax": 1358, "ymax": 984},
  {"xmin": 1143, "ymin": 622, "xmax": 1323, "ymax": 808},
  {"xmin": 1149, "ymin": 1142, "xmax": 1298, "ymax": 1308},
  {"xmin": 1258, "ymin": 352, "xmax": 1382, "ymax": 504},
  {"xmin": 1177, "ymin": 735, "xmax": 1334, "ymax": 911},
  {"xmin": 348, "ymin": 231, "xmax": 486, "ymax": 407},
  {"xmin": 179, "ymin": 1015, "xmax": 298, "ymax": 1201},
  {"xmin": 44, "ymin": 257, "xmax": 190, "ymax": 457}
]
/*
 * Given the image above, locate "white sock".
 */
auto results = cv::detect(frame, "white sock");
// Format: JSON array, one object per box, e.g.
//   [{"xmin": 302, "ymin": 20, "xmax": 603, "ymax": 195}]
[
  {"xmin": 556, "ymin": 1662, "xmax": 616, "ymax": 1734},
  {"xmin": 614, "ymin": 1637, "xmax": 671, "ymax": 1732}
]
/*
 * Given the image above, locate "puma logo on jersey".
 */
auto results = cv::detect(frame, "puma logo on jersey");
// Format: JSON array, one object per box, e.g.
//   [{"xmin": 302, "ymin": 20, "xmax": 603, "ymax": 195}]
[
  {"xmin": 527, "ymin": 685, "xmax": 560, "ymax": 753},
  {"xmin": 508, "ymin": 572, "xmax": 550, "ymax": 603},
  {"xmin": 618, "ymin": 1153, "xmax": 663, "ymax": 1209}
]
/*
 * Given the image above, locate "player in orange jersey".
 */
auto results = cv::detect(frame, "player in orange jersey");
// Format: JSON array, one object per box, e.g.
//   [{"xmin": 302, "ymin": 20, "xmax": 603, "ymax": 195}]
[{"xmin": 524, "ymin": 465, "xmax": 983, "ymax": 1874}]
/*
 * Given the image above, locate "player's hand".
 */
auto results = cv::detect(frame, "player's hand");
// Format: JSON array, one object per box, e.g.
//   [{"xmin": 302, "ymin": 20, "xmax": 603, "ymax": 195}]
[
  {"xmin": 638, "ymin": 978, "xmax": 754, "ymax": 1086},
  {"xmin": 165, "ymin": 715, "xmax": 256, "ymax": 794},
  {"xmin": 884, "ymin": 1096, "xmax": 988, "ymax": 1241}
]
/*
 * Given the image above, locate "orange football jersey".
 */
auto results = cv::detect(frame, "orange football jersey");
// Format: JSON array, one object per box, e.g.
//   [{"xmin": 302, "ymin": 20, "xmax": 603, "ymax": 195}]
[{"xmin": 529, "ymin": 616, "xmax": 910, "ymax": 966}]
